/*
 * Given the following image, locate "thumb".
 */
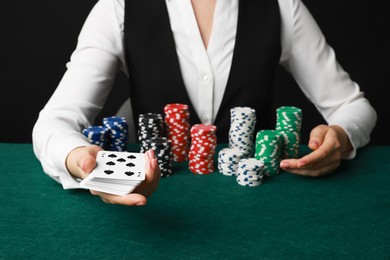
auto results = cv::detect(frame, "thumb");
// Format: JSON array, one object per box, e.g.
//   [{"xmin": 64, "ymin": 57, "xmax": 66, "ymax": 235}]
[
  {"xmin": 308, "ymin": 124, "xmax": 329, "ymax": 150},
  {"xmin": 74, "ymin": 145, "xmax": 102, "ymax": 179},
  {"xmin": 66, "ymin": 145, "xmax": 102, "ymax": 179},
  {"xmin": 79, "ymin": 153, "xmax": 97, "ymax": 174},
  {"xmin": 76, "ymin": 145, "xmax": 102, "ymax": 177}
]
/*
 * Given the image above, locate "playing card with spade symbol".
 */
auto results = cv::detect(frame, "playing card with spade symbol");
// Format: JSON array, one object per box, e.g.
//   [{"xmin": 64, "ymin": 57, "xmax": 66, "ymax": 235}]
[{"xmin": 79, "ymin": 151, "xmax": 146, "ymax": 196}]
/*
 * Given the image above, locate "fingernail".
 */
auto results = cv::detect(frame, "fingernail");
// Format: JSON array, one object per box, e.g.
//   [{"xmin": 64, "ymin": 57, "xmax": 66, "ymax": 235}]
[
  {"xmin": 280, "ymin": 161, "xmax": 290, "ymax": 168},
  {"xmin": 151, "ymin": 159, "xmax": 157, "ymax": 170},
  {"xmin": 81, "ymin": 159, "xmax": 87, "ymax": 172},
  {"xmin": 309, "ymin": 140, "xmax": 318, "ymax": 149},
  {"xmin": 136, "ymin": 201, "xmax": 145, "ymax": 206}
]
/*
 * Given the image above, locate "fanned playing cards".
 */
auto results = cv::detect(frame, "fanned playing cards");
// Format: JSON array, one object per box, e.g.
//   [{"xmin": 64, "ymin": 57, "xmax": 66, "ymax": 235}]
[{"xmin": 80, "ymin": 151, "xmax": 145, "ymax": 196}]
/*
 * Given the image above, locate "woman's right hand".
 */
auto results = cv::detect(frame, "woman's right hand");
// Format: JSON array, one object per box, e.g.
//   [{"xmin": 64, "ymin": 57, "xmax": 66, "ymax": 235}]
[{"xmin": 66, "ymin": 145, "xmax": 161, "ymax": 206}]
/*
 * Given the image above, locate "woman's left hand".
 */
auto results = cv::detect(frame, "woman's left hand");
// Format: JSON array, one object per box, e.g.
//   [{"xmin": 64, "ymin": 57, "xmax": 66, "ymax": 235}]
[{"xmin": 280, "ymin": 124, "xmax": 353, "ymax": 177}]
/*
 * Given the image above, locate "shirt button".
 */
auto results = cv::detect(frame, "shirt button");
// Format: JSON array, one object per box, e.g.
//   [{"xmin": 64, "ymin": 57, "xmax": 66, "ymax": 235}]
[
  {"xmin": 203, "ymin": 74, "xmax": 213, "ymax": 81},
  {"xmin": 202, "ymin": 115, "xmax": 209, "ymax": 122}
]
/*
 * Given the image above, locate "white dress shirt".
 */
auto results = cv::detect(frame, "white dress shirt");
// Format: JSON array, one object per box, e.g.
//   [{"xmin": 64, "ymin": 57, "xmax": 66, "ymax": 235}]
[{"xmin": 32, "ymin": 0, "xmax": 377, "ymax": 189}]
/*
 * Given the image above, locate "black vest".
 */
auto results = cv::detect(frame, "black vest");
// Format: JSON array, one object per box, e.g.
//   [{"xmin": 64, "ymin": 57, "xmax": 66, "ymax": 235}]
[{"xmin": 124, "ymin": 0, "xmax": 281, "ymax": 142}]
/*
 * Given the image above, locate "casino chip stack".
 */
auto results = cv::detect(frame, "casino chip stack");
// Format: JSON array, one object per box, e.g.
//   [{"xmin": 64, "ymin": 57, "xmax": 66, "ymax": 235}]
[
  {"xmin": 218, "ymin": 147, "xmax": 246, "ymax": 176},
  {"xmin": 137, "ymin": 113, "xmax": 164, "ymax": 153},
  {"xmin": 275, "ymin": 106, "xmax": 302, "ymax": 159},
  {"xmin": 164, "ymin": 103, "xmax": 191, "ymax": 162},
  {"xmin": 236, "ymin": 158, "xmax": 264, "ymax": 187},
  {"xmin": 82, "ymin": 126, "xmax": 109, "ymax": 149},
  {"xmin": 103, "ymin": 116, "xmax": 129, "ymax": 152},
  {"xmin": 143, "ymin": 137, "xmax": 173, "ymax": 178},
  {"xmin": 228, "ymin": 107, "xmax": 257, "ymax": 157},
  {"xmin": 254, "ymin": 130, "xmax": 282, "ymax": 176},
  {"xmin": 188, "ymin": 124, "xmax": 217, "ymax": 174}
]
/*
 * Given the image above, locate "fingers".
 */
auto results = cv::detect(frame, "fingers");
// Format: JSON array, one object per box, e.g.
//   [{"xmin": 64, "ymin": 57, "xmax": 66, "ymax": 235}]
[
  {"xmin": 308, "ymin": 124, "xmax": 328, "ymax": 150},
  {"xmin": 280, "ymin": 125, "xmax": 344, "ymax": 177},
  {"xmin": 147, "ymin": 149, "xmax": 160, "ymax": 193},
  {"xmin": 134, "ymin": 149, "xmax": 161, "ymax": 197},
  {"xmin": 280, "ymin": 158, "xmax": 340, "ymax": 177},
  {"xmin": 90, "ymin": 190, "xmax": 147, "ymax": 206},
  {"xmin": 280, "ymin": 135, "xmax": 333, "ymax": 173},
  {"xmin": 90, "ymin": 149, "xmax": 161, "ymax": 206},
  {"xmin": 297, "ymin": 138, "xmax": 335, "ymax": 168},
  {"xmin": 66, "ymin": 145, "xmax": 161, "ymax": 206},
  {"xmin": 72, "ymin": 148, "xmax": 159, "ymax": 207},
  {"xmin": 280, "ymin": 148, "xmax": 338, "ymax": 177}
]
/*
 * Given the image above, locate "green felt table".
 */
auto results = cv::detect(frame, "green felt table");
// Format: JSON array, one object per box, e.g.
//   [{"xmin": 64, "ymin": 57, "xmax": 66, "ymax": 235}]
[{"xmin": 0, "ymin": 143, "xmax": 389, "ymax": 259}]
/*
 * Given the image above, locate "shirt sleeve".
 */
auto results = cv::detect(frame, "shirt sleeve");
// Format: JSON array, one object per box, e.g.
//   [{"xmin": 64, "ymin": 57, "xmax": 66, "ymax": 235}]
[
  {"xmin": 278, "ymin": 0, "xmax": 377, "ymax": 159},
  {"xmin": 32, "ymin": 0, "xmax": 126, "ymax": 189}
]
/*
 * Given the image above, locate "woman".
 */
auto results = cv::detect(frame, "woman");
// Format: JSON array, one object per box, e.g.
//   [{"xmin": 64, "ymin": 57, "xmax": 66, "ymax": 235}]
[{"xmin": 32, "ymin": 0, "xmax": 377, "ymax": 206}]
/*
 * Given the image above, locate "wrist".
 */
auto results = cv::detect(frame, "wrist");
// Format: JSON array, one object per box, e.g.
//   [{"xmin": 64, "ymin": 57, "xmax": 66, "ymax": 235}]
[{"xmin": 330, "ymin": 125, "xmax": 353, "ymax": 155}]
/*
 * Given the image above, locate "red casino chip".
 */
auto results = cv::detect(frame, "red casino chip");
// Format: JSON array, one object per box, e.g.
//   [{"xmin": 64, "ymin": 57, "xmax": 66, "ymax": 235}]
[
  {"xmin": 164, "ymin": 103, "xmax": 189, "ymax": 114},
  {"xmin": 164, "ymin": 103, "xmax": 191, "ymax": 162},
  {"xmin": 188, "ymin": 123, "xmax": 217, "ymax": 174}
]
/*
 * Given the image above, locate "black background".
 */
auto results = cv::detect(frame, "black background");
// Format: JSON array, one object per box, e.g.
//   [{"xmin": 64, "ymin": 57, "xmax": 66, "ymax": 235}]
[{"xmin": 2, "ymin": 0, "xmax": 388, "ymax": 145}]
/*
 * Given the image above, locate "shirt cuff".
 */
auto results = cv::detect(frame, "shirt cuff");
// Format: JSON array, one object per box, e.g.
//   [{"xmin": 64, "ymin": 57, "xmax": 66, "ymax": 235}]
[{"xmin": 50, "ymin": 135, "xmax": 91, "ymax": 189}]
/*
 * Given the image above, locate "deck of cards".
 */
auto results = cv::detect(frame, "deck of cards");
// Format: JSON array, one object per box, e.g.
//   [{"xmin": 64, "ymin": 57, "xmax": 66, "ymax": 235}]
[{"xmin": 80, "ymin": 151, "xmax": 146, "ymax": 196}]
